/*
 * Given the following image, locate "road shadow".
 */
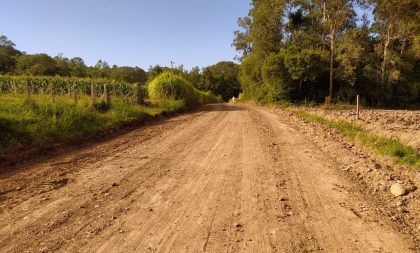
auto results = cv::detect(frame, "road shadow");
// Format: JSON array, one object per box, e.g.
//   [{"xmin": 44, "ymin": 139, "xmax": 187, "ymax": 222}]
[{"xmin": 198, "ymin": 103, "xmax": 245, "ymax": 112}]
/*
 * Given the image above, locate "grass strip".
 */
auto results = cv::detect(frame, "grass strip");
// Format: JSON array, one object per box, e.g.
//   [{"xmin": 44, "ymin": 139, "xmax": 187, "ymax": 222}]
[
  {"xmin": 295, "ymin": 110, "xmax": 420, "ymax": 169},
  {"xmin": 0, "ymin": 94, "xmax": 185, "ymax": 155}
]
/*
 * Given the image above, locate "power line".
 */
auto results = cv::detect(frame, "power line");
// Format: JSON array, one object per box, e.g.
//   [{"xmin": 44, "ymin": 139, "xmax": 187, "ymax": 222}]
[{"xmin": 107, "ymin": 0, "xmax": 161, "ymax": 54}]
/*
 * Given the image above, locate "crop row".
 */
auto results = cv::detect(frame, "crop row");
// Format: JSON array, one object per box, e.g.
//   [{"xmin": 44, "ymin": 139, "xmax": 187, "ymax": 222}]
[{"xmin": 0, "ymin": 75, "xmax": 138, "ymax": 97}]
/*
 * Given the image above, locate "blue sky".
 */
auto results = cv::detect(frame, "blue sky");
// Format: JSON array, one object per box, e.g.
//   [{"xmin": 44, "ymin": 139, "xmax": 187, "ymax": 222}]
[{"xmin": 2, "ymin": 0, "xmax": 251, "ymax": 70}]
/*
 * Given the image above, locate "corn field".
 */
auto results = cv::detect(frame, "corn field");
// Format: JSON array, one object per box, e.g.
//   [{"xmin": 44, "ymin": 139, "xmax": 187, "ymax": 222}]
[{"xmin": 0, "ymin": 75, "xmax": 141, "ymax": 101}]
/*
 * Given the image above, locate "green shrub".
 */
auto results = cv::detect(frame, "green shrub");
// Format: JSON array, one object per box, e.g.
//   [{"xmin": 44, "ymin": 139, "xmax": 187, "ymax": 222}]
[
  {"xmin": 148, "ymin": 72, "xmax": 220, "ymax": 107},
  {"xmin": 94, "ymin": 100, "xmax": 111, "ymax": 112},
  {"xmin": 156, "ymin": 99, "xmax": 186, "ymax": 112},
  {"xmin": 148, "ymin": 72, "xmax": 194, "ymax": 101}
]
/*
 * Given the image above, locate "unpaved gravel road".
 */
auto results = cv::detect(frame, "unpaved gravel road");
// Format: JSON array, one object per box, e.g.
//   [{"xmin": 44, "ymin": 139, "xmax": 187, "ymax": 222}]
[{"xmin": 0, "ymin": 103, "xmax": 418, "ymax": 252}]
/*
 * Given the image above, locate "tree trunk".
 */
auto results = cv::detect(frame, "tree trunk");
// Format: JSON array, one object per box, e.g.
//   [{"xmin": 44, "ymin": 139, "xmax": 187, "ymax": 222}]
[
  {"xmin": 25, "ymin": 79, "xmax": 31, "ymax": 99},
  {"xmin": 103, "ymin": 83, "xmax": 111, "ymax": 104},
  {"xmin": 329, "ymin": 28, "xmax": 335, "ymax": 101},
  {"xmin": 299, "ymin": 79, "xmax": 303, "ymax": 96},
  {"xmin": 322, "ymin": 1, "xmax": 326, "ymax": 50},
  {"xmin": 400, "ymin": 38, "xmax": 406, "ymax": 55},
  {"xmin": 50, "ymin": 83, "xmax": 55, "ymax": 103},
  {"xmin": 136, "ymin": 83, "xmax": 145, "ymax": 105},
  {"xmin": 90, "ymin": 83, "xmax": 96, "ymax": 109},
  {"xmin": 381, "ymin": 24, "xmax": 391, "ymax": 86},
  {"xmin": 73, "ymin": 85, "xmax": 78, "ymax": 105}
]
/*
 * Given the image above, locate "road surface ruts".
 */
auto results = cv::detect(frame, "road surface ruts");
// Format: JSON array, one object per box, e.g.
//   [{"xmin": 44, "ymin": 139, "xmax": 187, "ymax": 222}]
[{"xmin": 0, "ymin": 103, "xmax": 416, "ymax": 252}]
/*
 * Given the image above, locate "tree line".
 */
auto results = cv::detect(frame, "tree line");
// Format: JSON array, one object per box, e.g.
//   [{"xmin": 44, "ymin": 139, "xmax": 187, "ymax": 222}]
[
  {"xmin": 0, "ymin": 35, "xmax": 241, "ymax": 101},
  {"xmin": 233, "ymin": 0, "xmax": 419, "ymax": 107}
]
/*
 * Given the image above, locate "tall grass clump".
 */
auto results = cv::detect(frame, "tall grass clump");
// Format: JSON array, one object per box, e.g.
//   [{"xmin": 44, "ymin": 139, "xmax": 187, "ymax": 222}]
[{"xmin": 148, "ymin": 72, "xmax": 220, "ymax": 108}]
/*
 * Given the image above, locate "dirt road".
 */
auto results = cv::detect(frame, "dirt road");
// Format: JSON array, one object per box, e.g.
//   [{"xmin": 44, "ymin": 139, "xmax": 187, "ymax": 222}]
[{"xmin": 0, "ymin": 104, "xmax": 418, "ymax": 252}]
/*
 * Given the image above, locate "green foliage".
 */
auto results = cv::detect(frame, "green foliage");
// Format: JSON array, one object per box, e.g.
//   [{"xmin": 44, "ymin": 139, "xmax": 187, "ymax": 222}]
[
  {"xmin": 248, "ymin": 0, "xmax": 285, "ymax": 55},
  {"xmin": 238, "ymin": 53, "xmax": 265, "ymax": 101},
  {"xmin": 282, "ymin": 46, "xmax": 326, "ymax": 85},
  {"xmin": 94, "ymin": 100, "xmax": 111, "ymax": 112},
  {"xmin": 238, "ymin": 46, "xmax": 327, "ymax": 103},
  {"xmin": 68, "ymin": 57, "xmax": 87, "ymax": 77},
  {"xmin": 156, "ymin": 99, "xmax": 186, "ymax": 112},
  {"xmin": 111, "ymin": 66, "xmax": 147, "ymax": 84},
  {"xmin": 147, "ymin": 72, "xmax": 220, "ymax": 108},
  {"xmin": 296, "ymin": 111, "xmax": 420, "ymax": 169},
  {"xmin": 233, "ymin": 0, "xmax": 420, "ymax": 108},
  {"xmin": 0, "ymin": 36, "xmax": 21, "ymax": 73},
  {"xmin": 147, "ymin": 65, "xmax": 165, "ymax": 82},
  {"xmin": 201, "ymin": 61, "xmax": 241, "ymax": 101},
  {"xmin": 148, "ymin": 72, "xmax": 195, "ymax": 101},
  {"xmin": 0, "ymin": 93, "xmax": 183, "ymax": 154},
  {"xmin": 0, "ymin": 75, "xmax": 136, "ymax": 97},
  {"xmin": 16, "ymin": 54, "xmax": 58, "ymax": 76},
  {"xmin": 261, "ymin": 53, "xmax": 291, "ymax": 102}
]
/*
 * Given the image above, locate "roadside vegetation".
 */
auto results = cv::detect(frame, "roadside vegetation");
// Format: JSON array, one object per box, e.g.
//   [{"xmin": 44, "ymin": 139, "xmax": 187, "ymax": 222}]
[
  {"xmin": 295, "ymin": 110, "xmax": 420, "ymax": 169},
  {"xmin": 233, "ymin": 0, "xmax": 419, "ymax": 108},
  {"xmin": 148, "ymin": 72, "xmax": 221, "ymax": 107},
  {"xmin": 0, "ymin": 32, "xmax": 235, "ymax": 157},
  {"xmin": 0, "ymin": 93, "xmax": 184, "ymax": 155},
  {"xmin": 0, "ymin": 35, "xmax": 242, "ymax": 102},
  {"xmin": 0, "ymin": 72, "xmax": 216, "ymax": 156}
]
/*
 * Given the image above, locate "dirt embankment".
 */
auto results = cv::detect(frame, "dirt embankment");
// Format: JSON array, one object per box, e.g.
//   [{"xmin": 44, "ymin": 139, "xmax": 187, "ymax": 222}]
[
  {"xmin": 307, "ymin": 108, "xmax": 420, "ymax": 151},
  {"xmin": 0, "ymin": 103, "xmax": 418, "ymax": 252}
]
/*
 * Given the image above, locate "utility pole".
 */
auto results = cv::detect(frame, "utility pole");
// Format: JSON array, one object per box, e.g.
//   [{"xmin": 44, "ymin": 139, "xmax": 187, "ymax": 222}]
[{"xmin": 171, "ymin": 61, "xmax": 174, "ymax": 69}]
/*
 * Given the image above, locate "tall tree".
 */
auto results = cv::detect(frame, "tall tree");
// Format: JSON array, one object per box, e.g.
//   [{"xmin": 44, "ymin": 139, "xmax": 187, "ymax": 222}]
[
  {"xmin": 111, "ymin": 66, "xmax": 147, "ymax": 83},
  {"xmin": 233, "ymin": 16, "xmax": 253, "ymax": 61},
  {"xmin": 69, "ymin": 57, "xmax": 87, "ymax": 77},
  {"xmin": 0, "ymin": 35, "xmax": 21, "ymax": 73},
  {"xmin": 202, "ymin": 61, "xmax": 241, "ymax": 101},
  {"xmin": 323, "ymin": 0, "xmax": 355, "ymax": 101},
  {"xmin": 371, "ymin": 0, "xmax": 419, "ymax": 86}
]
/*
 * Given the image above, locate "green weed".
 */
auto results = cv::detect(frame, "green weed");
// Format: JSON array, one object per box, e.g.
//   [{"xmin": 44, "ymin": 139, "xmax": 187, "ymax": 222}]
[
  {"xmin": 296, "ymin": 110, "xmax": 420, "ymax": 169},
  {"xmin": 0, "ymin": 94, "xmax": 181, "ymax": 154}
]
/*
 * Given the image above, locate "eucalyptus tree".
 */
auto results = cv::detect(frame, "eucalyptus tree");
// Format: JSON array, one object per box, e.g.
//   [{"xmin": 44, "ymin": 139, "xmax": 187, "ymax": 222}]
[
  {"xmin": 322, "ymin": 0, "xmax": 356, "ymax": 102},
  {"xmin": 370, "ymin": 0, "xmax": 419, "ymax": 86}
]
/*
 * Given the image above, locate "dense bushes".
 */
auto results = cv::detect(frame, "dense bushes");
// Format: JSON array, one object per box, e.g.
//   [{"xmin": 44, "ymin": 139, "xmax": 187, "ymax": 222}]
[
  {"xmin": 239, "ymin": 47, "xmax": 328, "ymax": 104},
  {"xmin": 262, "ymin": 53, "xmax": 292, "ymax": 102},
  {"xmin": 234, "ymin": 0, "xmax": 420, "ymax": 108},
  {"xmin": 148, "ymin": 72, "xmax": 221, "ymax": 107},
  {"xmin": 199, "ymin": 62, "xmax": 241, "ymax": 101},
  {"xmin": 238, "ymin": 54, "xmax": 265, "ymax": 101}
]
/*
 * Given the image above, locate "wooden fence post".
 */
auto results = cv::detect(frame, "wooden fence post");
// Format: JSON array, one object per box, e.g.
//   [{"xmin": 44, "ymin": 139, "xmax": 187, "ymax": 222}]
[
  {"xmin": 90, "ymin": 83, "xmax": 96, "ymax": 109},
  {"xmin": 24, "ymin": 79, "xmax": 31, "ymax": 99},
  {"xmin": 136, "ymin": 83, "xmax": 145, "ymax": 105},
  {"xmin": 356, "ymin": 94, "xmax": 360, "ymax": 120},
  {"xmin": 103, "ymin": 83, "xmax": 111, "ymax": 104},
  {"xmin": 73, "ymin": 85, "xmax": 78, "ymax": 105},
  {"xmin": 50, "ymin": 83, "xmax": 55, "ymax": 103}
]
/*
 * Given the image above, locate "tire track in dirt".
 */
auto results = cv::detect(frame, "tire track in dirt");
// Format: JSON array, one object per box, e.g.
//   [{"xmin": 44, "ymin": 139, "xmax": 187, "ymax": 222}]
[
  {"xmin": 249, "ymin": 107, "xmax": 415, "ymax": 252},
  {"xmin": 0, "ymin": 103, "xmax": 417, "ymax": 253},
  {"xmin": 0, "ymin": 106, "xmax": 229, "ymax": 252}
]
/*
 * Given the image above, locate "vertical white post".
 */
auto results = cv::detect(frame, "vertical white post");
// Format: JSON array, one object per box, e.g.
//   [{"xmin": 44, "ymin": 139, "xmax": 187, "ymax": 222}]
[{"xmin": 356, "ymin": 95, "xmax": 360, "ymax": 120}]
